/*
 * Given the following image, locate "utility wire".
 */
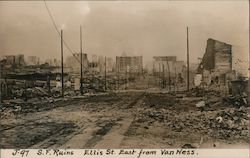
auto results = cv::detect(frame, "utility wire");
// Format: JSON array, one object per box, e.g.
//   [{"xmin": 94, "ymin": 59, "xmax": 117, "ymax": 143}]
[
  {"xmin": 43, "ymin": 0, "xmax": 106, "ymax": 81},
  {"xmin": 44, "ymin": 0, "xmax": 85, "ymax": 69}
]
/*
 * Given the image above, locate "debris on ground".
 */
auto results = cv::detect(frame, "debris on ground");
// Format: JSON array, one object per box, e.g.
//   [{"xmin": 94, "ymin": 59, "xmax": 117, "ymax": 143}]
[
  {"xmin": 182, "ymin": 143, "xmax": 197, "ymax": 148},
  {"xmin": 130, "ymin": 95, "xmax": 249, "ymax": 144},
  {"xmin": 1, "ymin": 90, "xmax": 249, "ymax": 148},
  {"xmin": 225, "ymin": 93, "xmax": 248, "ymax": 107}
]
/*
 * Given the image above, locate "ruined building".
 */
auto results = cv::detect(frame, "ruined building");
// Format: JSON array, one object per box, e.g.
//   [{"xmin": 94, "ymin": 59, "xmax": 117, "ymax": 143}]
[
  {"xmin": 88, "ymin": 55, "xmax": 115, "ymax": 74},
  {"xmin": 98, "ymin": 56, "xmax": 105, "ymax": 73},
  {"xmin": 96, "ymin": 56, "xmax": 115, "ymax": 73},
  {"xmin": 198, "ymin": 38, "xmax": 233, "ymax": 84},
  {"xmin": 116, "ymin": 56, "xmax": 143, "ymax": 74},
  {"xmin": 153, "ymin": 56, "xmax": 177, "ymax": 74},
  {"xmin": 26, "ymin": 56, "xmax": 40, "ymax": 65},
  {"xmin": 4, "ymin": 54, "xmax": 25, "ymax": 66},
  {"xmin": 106, "ymin": 57, "xmax": 115, "ymax": 72},
  {"xmin": 65, "ymin": 53, "xmax": 89, "ymax": 73},
  {"xmin": 153, "ymin": 56, "xmax": 185, "ymax": 75}
]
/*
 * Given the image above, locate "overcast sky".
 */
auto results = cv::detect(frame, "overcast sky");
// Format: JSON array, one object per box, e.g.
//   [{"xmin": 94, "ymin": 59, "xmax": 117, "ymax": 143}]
[{"xmin": 0, "ymin": 1, "xmax": 249, "ymax": 64}]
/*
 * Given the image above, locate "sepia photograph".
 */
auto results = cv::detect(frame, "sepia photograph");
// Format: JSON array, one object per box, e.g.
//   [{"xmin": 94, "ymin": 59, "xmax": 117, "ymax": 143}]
[{"xmin": 0, "ymin": 0, "xmax": 249, "ymax": 150}]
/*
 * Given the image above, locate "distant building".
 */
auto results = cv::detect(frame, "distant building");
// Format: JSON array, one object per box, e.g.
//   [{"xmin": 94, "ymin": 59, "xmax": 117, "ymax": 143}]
[
  {"xmin": 92, "ymin": 54, "xmax": 98, "ymax": 63},
  {"xmin": 44, "ymin": 58, "xmax": 61, "ymax": 67},
  {"xmin": 198, "ymin": 38, "xmax": 233, "ymax": 84},
  {"xmin": 15, "ymin": 55, "xmax": 25, "ymax": 66},
  {"xmin": 4, "ymin": 54, "xmax": 25, "ymax": 66},
  {"xmin": 88, "ymin": 54, "xmax": 99, "ymax": 73},
  {"xmin": 88, "ymin": 55, "xmax": 114, "ymax": 74},
  {"xmin": 174, "ymin": 61, "xmax": 185, "ymax": 75},
  {"xmin": 153, "ymin": 56, "xmax": 185, "ymax": 83},
  {"xmin": 5, "ymin": 55, "xmax": 15, "ymax": 64},
  {"xmin": 116, "ymin": 56, "xmax": 143, "ymax": 73},
  {"xmin": 106, "ymin": 57, "xmax": 115, "ymax": 72},
  {"xmin": 65, "ymin": 53, "xmax": 89, "ymax": 73},
  {"xmin": 26, "ymin": 56, "xmax": 40, "ymax": 65},
  {"xmin": 98, "ymin": 56, "xmax": 105, "ymax": 73},
  {"xmin": 153, "ymin": 56, "xmax": 177, "ymax": 75}
]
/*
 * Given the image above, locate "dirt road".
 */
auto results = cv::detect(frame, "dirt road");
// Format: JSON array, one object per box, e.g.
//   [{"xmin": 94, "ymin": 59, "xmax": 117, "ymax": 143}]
[{"xmin": 0, "ymin": 91, "xmax": 249, "ymax": 148}]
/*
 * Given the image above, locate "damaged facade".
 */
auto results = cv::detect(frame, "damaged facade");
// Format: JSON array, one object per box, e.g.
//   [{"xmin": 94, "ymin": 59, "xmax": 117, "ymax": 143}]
[
  {"xmin": 196, "ymin": 38, "xmax": 248, "ymax": 103},
  {"xmin": 198, "ymin": 38, "xmax": 234, "ymax": 85}
]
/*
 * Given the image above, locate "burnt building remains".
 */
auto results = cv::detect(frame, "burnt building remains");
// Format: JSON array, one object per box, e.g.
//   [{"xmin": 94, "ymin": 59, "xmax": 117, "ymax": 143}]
[
  {"xmin": 65, "ymin": 53, "xmax": 89, "ymax": 73},
  {"xmin": 198, "ymin": 38, "xmax": 233, "ymax": 85},
  {"xmin": 116, "ymin": 56, "xmax": 143, "ymax": 74},
  {"xmin": 2, "ymin": 54, "xmax": 25, "ymax": 67},
  {"xmin": 153, "ymin": 56, "xmax": 185, "ymax": 83}
]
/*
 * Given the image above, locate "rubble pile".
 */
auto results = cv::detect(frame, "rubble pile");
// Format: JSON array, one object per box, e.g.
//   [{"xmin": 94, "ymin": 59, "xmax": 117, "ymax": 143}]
[
  {"xmin": 27, "ymin": 87, "xmax": 49, "ymax": 97},
  {"xmin": 211, "ymin": 107, "xmax": 249, "ymax": 140},
  {"xmin": 10, "ymin": 85, "xmax": 83, "ymax": 99},
  {"xmin": 11, "ymin": 87, "xmax": 49, "ymax": 99},
  {"xmin": 133, "ymin": 105, "xmax": 249, "ymax": 142},
  {"xmin": 224, "ymin": 93, "xmax": 248, "ymax": 106}
]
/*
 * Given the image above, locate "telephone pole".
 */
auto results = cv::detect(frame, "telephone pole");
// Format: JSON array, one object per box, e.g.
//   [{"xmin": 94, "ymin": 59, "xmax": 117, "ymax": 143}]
[
  {"xmin": 158, "ymin": 63, "xmax": 161, "ymax": 87},
  {"xmin": 104, "ymin": 56, "xmax": 107, "ymax": 91},
  {"xmin": 61, "ymin": 29, "xmax": 64, "ymax": 98},
  {"xmin": 174, "ymin": 65, "xmax": 177, "ymax": 92},
  {"xmin": 186, "ymin": 27, "xmax": 190, "ymax": 92},
  {"xmin": 162, "ymin": 64, "xmax": 165, "ymax": 88},
  {"xmin": 166, "ymin": 58, "xmax": 171, "ymax": 92},
  {"xmin": 80, "ymin": 26, "xmax": 83, "ymax": 95},
  {"xmin": 117, "ymin": 66, "xmax": 120, "ymax": 90},
  {"xmin": 125, "ymin": 68, "xmax": 128, "ymax": 89},
  {"xmin": 153, "ymin": 62, "xmax": 155, "ymax": 76}
]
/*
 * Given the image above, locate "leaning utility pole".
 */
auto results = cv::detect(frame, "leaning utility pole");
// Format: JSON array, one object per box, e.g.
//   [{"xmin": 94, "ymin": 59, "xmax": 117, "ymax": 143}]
[
  {"xmin": 80, "ymin": 26, "xmax": 83, "ymax": 95},
  {"xmin": 186, "ymin": 27, "xmax": 190, "ymax": 92},
  {"xmin": 104, "ymin": 56, "xmax": 107, "ymax": 91},
  {"xmin": 61, "ymin": 29, "xmax": 64, "ymax": 97}
]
